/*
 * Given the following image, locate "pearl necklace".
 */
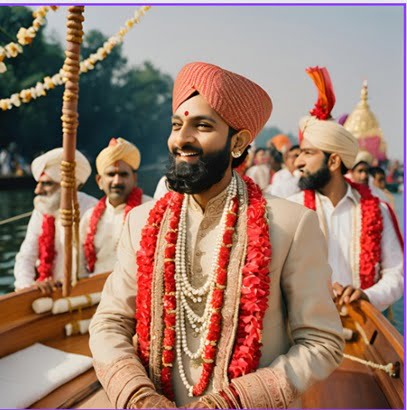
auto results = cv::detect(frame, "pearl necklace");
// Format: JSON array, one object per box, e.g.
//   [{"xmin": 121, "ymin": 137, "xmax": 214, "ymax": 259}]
[{"xmin": 175, "ymin": 174, "xmax": 238, "ymax": 396}]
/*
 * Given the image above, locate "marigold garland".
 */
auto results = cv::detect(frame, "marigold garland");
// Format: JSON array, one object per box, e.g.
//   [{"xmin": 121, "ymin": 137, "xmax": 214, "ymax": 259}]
[
  {"xmin": 0, "ymin": 6, "xmax": 59, "ymax": 74},
  {"xmin": 37, "ymin": 214, "xmax": 56, "ymax": 281},
  {"xmin": 84, "ymin": 187, "xmax": 142, "ymax": 273},
  {"xmin": 0, "ymin": 6, "xmax": 151, "ymax": 111},
  {"xmin": 303, "ymin": 180, "xmax": 382, "ymax": 289},
  {"xmin": 135, "ymin": 176, "xmax": 272, "ymax": 398}
]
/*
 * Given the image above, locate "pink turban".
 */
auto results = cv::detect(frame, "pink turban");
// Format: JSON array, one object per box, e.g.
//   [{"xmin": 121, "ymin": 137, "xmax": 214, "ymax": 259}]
[{"xmin": 173, "ymin": 62, "xmax": 272, "ymax": 142}]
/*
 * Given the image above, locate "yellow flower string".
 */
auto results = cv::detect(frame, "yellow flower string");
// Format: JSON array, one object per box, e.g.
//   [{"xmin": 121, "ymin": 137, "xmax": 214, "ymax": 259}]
[
  {"xmin": 0, "ymin": 6, "xmax": 151, "ymax": 111},
  {"xmin": 0, "ymin": 6, "xmax": 59, "ymax": 74}
]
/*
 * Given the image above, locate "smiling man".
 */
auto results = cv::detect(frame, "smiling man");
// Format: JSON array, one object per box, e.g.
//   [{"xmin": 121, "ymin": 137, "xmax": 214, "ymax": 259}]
[
  {"xmin": 80, "ymin": 138, "xmax": 151, "ymax": 276},
  {"xmin": 288, "ymin": 66, "xmax": 403, "ymax": 313},
  {"xmin": 89, "ymin": 62, "xmax": 343, "ymax": 409}
]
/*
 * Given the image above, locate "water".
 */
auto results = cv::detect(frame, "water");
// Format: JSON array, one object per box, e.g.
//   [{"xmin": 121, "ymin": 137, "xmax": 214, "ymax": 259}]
[{"xmin": 0, "ymin": 177, "xmax": 404, "ymax": 334}]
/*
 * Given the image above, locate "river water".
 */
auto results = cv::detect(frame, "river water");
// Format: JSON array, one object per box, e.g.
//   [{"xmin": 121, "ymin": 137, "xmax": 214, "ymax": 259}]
[{"xmin": 0, "ymin": 171, "xmax": 404, "ymax": 334}]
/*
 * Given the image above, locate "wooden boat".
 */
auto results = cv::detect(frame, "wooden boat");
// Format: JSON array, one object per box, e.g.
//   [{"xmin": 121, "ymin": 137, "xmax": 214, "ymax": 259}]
[{"xmin": 0, "ymin": 278, "xmax": 403, "ymax": 409}]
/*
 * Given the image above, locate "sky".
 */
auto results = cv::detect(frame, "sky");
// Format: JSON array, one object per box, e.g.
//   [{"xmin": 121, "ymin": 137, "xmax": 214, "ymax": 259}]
[{"xmin": 42, "ymin": 5, "xmax": 405, "ymax": 161}]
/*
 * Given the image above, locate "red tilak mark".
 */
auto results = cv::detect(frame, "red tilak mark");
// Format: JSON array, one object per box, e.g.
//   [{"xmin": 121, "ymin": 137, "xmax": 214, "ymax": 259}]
[{"xmin": 184, "ymin": 111, "xmax": 189, "ymax": 116}]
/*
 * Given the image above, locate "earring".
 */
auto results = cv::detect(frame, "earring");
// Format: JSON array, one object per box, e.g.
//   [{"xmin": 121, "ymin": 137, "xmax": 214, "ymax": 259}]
[
  {"xmin": 231, "ymin": 151, "xmax": 242, "ymax": 158},
  {"xmin": 99, "ymin": 186, "xmax": 103, "ymax": 190}
]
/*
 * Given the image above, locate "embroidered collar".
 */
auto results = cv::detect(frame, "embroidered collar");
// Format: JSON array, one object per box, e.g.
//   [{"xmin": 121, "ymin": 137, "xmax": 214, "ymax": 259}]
[{"xmin": 189, "ymin": 184, "xmax": 229, "ymax": 216}]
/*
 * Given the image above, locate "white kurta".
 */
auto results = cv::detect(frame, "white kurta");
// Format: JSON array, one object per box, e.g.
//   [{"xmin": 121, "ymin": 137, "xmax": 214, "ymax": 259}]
[
  {"xmin": 288, "ymin": 186, "xmax": 403, "ymax": 311},
  {"xmin": 245, "ymin": 164, "xmax": 270, "ymax": 190},
  {"xmin": 153, "ymin": 176, "xmax": 169, "ymax": 200},
  {"xmin": 79, "ymin": 194, "xmax": 152, "ymax": 276},
  {"xmin": 264, "ymin": 168, "xmax": 300, "ymax": 198},
  {"xmin": 14, "ymin": 191, "xmax": 98, "ymax": 290}
]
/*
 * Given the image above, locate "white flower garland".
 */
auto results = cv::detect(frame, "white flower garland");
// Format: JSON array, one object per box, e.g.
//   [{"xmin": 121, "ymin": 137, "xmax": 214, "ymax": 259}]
[
  {"xmin": 0, "ymin": 6, "xmax": 151, "ymax": 111},
  {"xmin": 0, "ymin": 6, "xmax": 59, "ymax": 74}
]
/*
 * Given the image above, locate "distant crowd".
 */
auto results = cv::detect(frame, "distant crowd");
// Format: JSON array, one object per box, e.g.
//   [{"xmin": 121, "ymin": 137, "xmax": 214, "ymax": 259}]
[{"xmin": 0, "ymin": 143, "xmax": 31, "ymax": 177}]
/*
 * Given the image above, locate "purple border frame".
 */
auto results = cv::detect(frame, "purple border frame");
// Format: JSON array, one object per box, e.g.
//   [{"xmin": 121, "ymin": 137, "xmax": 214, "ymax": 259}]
[{"xmin": 0, "ymin": 2, "xmax": 405, "ymax": 409}]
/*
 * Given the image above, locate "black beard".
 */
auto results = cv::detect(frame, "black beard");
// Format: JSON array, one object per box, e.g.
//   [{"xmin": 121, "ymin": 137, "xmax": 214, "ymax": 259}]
[
  {"xmin": 298, "ymin": 161, "xmax": 331, "ymax": 190},
  {"xmin": 165, "ymin": 140, "xmax": 231, "ymax": 195}
]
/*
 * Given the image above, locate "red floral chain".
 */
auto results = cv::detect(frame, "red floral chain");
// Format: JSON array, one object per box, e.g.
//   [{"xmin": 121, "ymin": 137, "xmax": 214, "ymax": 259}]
[
  {"xmin": 84, "ymin": 187, "xmax": 143, "ymax": 273},
  {"xmin": 135, "ymin": 176, "xmax": 271, "ymax": 399},
  {"xmin": 37, "ymin": 214, "xmax": 56, "ymax": 281},
  {"xmin": 303, "ymin": 180, "xmax": 382, "ymax": 289}
]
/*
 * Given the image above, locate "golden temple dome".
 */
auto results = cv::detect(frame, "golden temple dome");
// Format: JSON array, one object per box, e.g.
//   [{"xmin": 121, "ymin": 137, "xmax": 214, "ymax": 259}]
[{"xmin": 343, "ymin": 81, "xmax": 383, "ymax": 140}]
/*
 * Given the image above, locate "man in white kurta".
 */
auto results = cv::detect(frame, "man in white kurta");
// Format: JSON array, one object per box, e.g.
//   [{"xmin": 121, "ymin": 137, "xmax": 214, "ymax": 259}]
[
  {"xmin": 288, "ymin": 119, "xmax": 403, "ymax": 312},
  {"xmin": 14, "ymin": 148, "xmax": 97, "ymax": 290},
  {"xmin": 265, "ymin": 145, "xmax": 301, "ymax": 198},
  {"xmin": 80, "ymin": 138, "xmax": 151, "ymax": 276}
]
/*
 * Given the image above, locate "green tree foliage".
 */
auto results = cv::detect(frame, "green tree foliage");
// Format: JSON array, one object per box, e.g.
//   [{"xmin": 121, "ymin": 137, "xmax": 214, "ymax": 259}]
[
  {"xmin": 0, "ymin": 6, "xmax": 173, "ymax": 169},
  {"xmin": 0, "ymin": 6, "xmax": 64, "ymax": 157}
]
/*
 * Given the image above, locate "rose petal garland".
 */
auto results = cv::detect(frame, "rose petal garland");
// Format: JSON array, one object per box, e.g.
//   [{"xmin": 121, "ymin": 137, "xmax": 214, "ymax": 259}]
[
  {"xmin": 135, "ymin": 176, "xmax": 272, "ymax": 399},
  {"xmin": 136, "ymin": 191, "xmax": 175, "ymax": 366},
  {"xmin": 37, "ymin": 214, "xmax": 56, "ymax": 281},
  {"xmin": 227, "ymin": 176, "xmax": 271, "ymax": 379},
  {"xmin": 303, "ymin": 180, "xmax": 382, "ymax": 289},
  {"xmin": 0, "ymin": 6, "xmax": 59, "ymax": 74},
  {"xmin": 0, "ymin": 6, "xmax": 151, "ymax": 111}
]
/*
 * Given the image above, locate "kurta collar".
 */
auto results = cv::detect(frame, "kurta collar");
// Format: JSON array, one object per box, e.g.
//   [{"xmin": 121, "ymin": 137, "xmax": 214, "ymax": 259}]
[{"xmin": 188, "ymin": 184, "xmax": 229, "ymax": 216}]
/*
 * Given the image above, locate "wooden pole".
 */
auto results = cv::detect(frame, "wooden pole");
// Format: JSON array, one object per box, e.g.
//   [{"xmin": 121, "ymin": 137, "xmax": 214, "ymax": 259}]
[{"xmin": 60, "ymin": 6, "xmax": 84, "ymax": 297}]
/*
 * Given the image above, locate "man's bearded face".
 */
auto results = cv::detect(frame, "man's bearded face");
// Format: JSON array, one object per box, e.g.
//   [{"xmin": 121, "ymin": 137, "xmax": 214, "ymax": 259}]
[
  {"xmin": 295, "ymin": 140, "xmax": 332, "ymax": 191},
  {"xmin": 166, "ymin": 139, "xmax": 231, "ymax": 194},
  {"xmin": 33, "ymin": 174, "xmax": 61, "ymax": 215},
  {"xmin": 166, "ymin": 94, "xmax": 232, "ymax": 195}
]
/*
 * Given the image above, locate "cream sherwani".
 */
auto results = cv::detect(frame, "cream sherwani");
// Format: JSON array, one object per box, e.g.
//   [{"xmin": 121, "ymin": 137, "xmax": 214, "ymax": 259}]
[
  {"xmin": 14, "ymin": 191, "xmax": 98, "ymax": 290},
  {"xmin": 79, "ymin": 194, "xmax": 152, "ymax": 276},
  {"xmin": 89, "ymin": 181, "xmax": 344, "ymax": 408},
  {"xmin": 289, "ymin": 185, "xmax": 404, "ymax": 311}
]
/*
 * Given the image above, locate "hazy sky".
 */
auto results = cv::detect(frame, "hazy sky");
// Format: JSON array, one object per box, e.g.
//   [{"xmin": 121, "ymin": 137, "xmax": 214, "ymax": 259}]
[{"xmin": 43, "ymin": 5, "xmax": 405, "ymax": 160}]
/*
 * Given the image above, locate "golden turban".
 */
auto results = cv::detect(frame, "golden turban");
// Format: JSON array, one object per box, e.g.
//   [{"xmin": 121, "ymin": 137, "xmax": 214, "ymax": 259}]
[
  {"xmin": 96, "ymin": 138, "xmax": 141, "ymax": 174},
  {"xmin": 299, "ymin": 116, "xmax": 358, "ymax": 169},
  {"xmin": 31, "ymin": 148, "xmax": 91, "ymax": 186}
]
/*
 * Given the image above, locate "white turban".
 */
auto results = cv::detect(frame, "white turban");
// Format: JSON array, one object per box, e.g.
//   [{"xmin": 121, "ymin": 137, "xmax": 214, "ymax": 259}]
[
  {"xmin": 353, "ymin": 150, "xmax": 373, "ymax": 168},
  {"xmin": 31, "ymin": 148, "xmax": 91, "ymax": 186},
  {"xmin": 96, "ymin": 138, "xmax": 141, "ymax": 175},
  {"xmin": 299, "ymin": 116, "xmax": 358, "ymax": 169}
]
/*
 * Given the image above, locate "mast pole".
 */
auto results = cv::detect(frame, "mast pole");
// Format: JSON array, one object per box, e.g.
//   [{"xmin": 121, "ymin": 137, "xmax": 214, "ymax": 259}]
[{"xmin": 60, "ymin": 6, "xmax": 85, "ymax": 297}]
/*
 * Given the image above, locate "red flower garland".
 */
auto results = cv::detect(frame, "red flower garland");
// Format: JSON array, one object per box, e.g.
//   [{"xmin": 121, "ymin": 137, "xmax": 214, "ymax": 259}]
[
  {"xmin": 135, "ymin": 177, "xmax": 272, "ymax": 398},
  {"xmin": 303, "ymin": 180, "xmax": 382, "ymax": 289},
  {"xmin": 37, "ymin": 214, "xmax": 56, "ymax": 281},
  {"xmin": 228, "ymin": 176, "xmax": 271, "ymax": 379},
  {"xmin": 84, "ymin": 187, "xmax": 143, "ymax": 273},
  {"xmin": 136, "ymin": 192, "xmax": 174, "ymax": 366}
]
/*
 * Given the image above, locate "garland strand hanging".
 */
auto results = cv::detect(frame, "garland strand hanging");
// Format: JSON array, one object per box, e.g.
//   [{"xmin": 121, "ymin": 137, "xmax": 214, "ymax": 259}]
[
  {"xmin": 0, "ymin": 6, "xmax": 151, "ymax": 111},
  {"xmin": 0, "ymin": 6, "xmax": 59, "ymax": 74}
]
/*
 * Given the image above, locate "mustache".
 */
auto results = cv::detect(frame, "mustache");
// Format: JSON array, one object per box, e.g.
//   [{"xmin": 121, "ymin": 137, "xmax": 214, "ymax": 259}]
[
  {"xmin": 110, "ymin": 185, "xmax": 125, "ymax": 191},
  {"xmin": 172, "ymin": 144, "xmax": 203, "ymax": 156}
]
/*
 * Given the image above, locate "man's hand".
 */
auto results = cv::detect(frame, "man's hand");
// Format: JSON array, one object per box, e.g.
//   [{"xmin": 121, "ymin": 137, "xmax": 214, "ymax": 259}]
[
  {"xmin": 127, "ymin": 388, "xmax": 175, "ymax": 409},
  {"xmin": 333, "ymin": 282, "xmax": 369, "ymax": 305},
  {"xmin": 35, "ymin": 278, "xmax": 61, "ymax": 295},
  {"xmin": 187, "ymin": 398, "xmax": 213, "ymax": 409}
]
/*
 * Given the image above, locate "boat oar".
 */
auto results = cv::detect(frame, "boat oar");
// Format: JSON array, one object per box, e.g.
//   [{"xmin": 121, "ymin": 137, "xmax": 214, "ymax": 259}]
[{"xmin": 0, "ymin": 211, "xmax": 32, "ymax": 226}]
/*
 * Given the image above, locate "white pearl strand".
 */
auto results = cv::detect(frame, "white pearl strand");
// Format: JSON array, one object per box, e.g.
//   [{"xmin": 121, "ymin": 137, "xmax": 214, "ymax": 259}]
[{"xmin": 174, "ymin": 174, "xmax": 238, "ymax": 396}]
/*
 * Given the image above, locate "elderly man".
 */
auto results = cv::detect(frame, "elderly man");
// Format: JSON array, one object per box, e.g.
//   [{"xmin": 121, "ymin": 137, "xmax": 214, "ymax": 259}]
[
  {"xmin": 289, "ymin": 66, "xmax": 403, "ymax": 312},
  {"xmin": 89, "ymin": 62, "xmax": 343, "ymax": 409},
  {"xmin": 14, "ymin": 148, "xmax": 97, "ymax": 292},
  {"xmin": 80, "ymin": 138, "xmax": 151, "ymax": 276},
  {"xmin": 265, "ymin": 144, "xmax": 301, "ymax": 198}
]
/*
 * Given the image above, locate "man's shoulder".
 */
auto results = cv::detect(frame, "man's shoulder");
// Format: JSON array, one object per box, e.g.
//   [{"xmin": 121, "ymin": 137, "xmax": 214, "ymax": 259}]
[
  {"xmin": 78, "ymin": 191, "xmax": 99, "ymax": 211},
  {"xmin": 266, "ymin": 195, "xmax": 308, "ymax": 219},
  {"xmin": 127, "ymin": 199, "xmax": 158, "ymax": 222}
]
